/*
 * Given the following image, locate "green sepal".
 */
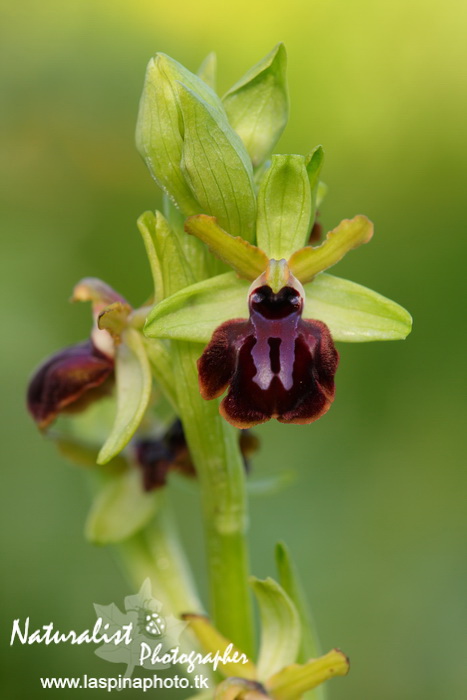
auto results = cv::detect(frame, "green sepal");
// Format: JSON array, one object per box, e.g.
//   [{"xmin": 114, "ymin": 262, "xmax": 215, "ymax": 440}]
[
  {"xmin": 197, "ymin": 52, "xmax": 217, "ymax": 91},
  {"xmin": 289, "ymin": 216, "xmax": 374, "ymax": 283},
  {"xmin": 265, "ymin": 649, "xmax": 350, "ymax": 700},
  {"xmin": 185, "ymin": 215, "xmax": 268, "ymax": 279},
  {"xmin": 85, "ymin": 469, "xmax": 160, "ymax": 545},
  {"xmin": 135, "ymin": 53, "xmax": 222, "ymax": 214},
  {"xmin": 223, "ymin": 43, "xmax": 288, "ymax": 168},
  {"xmin": 144, "ymin": 272, "xmax": 249, "ymax": 343},
  {"xmin": 304, "ymin": 273, "xmax": 413, "ymax": 342},
  {"xmin": 250, "ymin": 577, "xmax": 301, "ymax": 681},
  {"xmin": 177, "ymin": 83, "xmax": 257, "ymax": 242},
  {"xmin": 256, "ymin": 155, "xmax": 312, "ymax": 259},
  {"xmin": 97, "ymin": 328, "xmax": 152, "ymax": 465},
  {"xmin": 144, "ymin": 270, "xmax": 411, "ymax": 344},
  {"xmin": 306, "ymin": 146, "xmax": 325, "ymax": 226},
  {"xmin": 182, "ymin": 614, "xmax": 256, "ymax": 680}
]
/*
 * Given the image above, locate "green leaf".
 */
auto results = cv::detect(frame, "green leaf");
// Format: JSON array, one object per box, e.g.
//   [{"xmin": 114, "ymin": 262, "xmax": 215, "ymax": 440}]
[
  {"xmin": 85, "ymin": 469, "xmax": 160, "ymax": 544},
  {"xmin": 289, "ymin": 216, "xmax": 374, "ymax": 283},
  {"xmin": 185, "ymin": 215, "xmax": 268, "ymax": 279},
  {"xmin": 223, "ymin": 43, "xmax": 288, "ymax": 168},
  {"xmin": 304, "ymin": 273, "xmax": 413, "ymax": 342},
  {"xmin": 97, "ymin": 328, "xmax": 152, "ymax": 464},
  {"xmin": 275, "ymin": 543, "xmax": 324, "ymax": 700},
  {"xmin": 250, "ymin": 577, "xmax": 301, "ymax": 681},
  {"xmin": 177, "ymin": 83, "xmax": 257, "ymax": 242},
  {"xmin": 256, "ymin": 155, "xmax": 312, "ymax": 259},
  {"xmin": 144, "ymin": 272, "xmax": 249, "ymax": 343},
  {"xmin": 136, "ymin": 53, "xmax": 222, "ymax": 214},
  {"xmin": 306, "ymin": 146, "xmax": 325, "ymax": 226},
  {"xmin": 197, "ymin": 52, "xmax": 217, "ymax": 91},
  {"xmin": 265, "ymin": 649, "xmax": 350, "ymax": 700}
]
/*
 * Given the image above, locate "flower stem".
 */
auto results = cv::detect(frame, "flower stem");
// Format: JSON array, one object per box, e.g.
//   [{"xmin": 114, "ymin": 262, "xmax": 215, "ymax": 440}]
[{"xmin": 172, "ymin": 342, "xmax": 254, "ymax": 658}]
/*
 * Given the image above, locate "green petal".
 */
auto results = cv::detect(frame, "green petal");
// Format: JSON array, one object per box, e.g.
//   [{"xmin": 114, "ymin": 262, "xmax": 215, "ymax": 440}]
[
  {"xmin": 265, "ymin": 649, "xmax": 350, "ymax": 700},
  {"xmin": 223, "ymin": 43, "xmax": 288, "ymax": 168},
  {"xmin": 185, "ymin": 215, "xmax": 268, "ymax": 279},
  {"xmin": 97, "ymin": 328, "xmax": 152, "ymax": 464},
  {"xmin": 144, "ymin": 272, "xmax": 249, "ymax": 343},
  {"xmin": 256, "ymin": 155, "xmax": 312, "ymax": 259},
  {"xmin": 197, "ymin": 52, "xmax": 217, "ymax": 91},
  {"xmin": 250, "ymin": 577, "xmax": 301, "ymax": 681},
  {"xmin": 289, "ymin": 216, "xmax": 374, "ymax": 283},
  {"xmin": 304, "ymin": 273, "xmax": 413, "ymax": 342},
  {"xmin": 85, "ymin": 469, "xmax": 160, "ymax": 544},
  {"xmin": 177, "ymin": 83, "xmax": 257, "ymax": 242}
]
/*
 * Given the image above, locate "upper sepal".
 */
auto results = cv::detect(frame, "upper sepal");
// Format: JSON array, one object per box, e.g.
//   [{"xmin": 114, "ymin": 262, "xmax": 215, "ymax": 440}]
[{"xmin": 256, "ymin": 155, "xmax": 312, "ymax": 259}]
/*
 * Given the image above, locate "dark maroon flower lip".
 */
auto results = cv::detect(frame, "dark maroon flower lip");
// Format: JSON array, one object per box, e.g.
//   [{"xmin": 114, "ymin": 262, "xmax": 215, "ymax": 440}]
[
  {"xmin": 27, "ymin": 340, "xmax": 114, "ymax": 430},
  {"xmin": 198, "ymin": 274, "xmax": 339, "ymax": 428}
]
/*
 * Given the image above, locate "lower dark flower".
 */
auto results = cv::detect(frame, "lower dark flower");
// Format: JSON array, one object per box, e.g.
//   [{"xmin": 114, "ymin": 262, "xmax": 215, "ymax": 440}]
[
  {"xmin": 27, "ymin": 340, "xmax": 114, "ymax": 430},
  {"xmin": 198, "ymin": 270, "xmax": 339, "ymax": 428},
  {"xmin": 135, "ymin": 420, "xmax": 259, "ymax": 490}
]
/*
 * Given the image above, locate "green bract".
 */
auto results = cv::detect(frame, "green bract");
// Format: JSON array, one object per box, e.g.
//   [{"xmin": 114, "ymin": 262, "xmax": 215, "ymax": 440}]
[
  {"xmin": 222, "ymin": 43, "xmax": 288, "ymax": 168},
  {"xmin": 251, "ymin": 577, "xmax": 301, "ymax": 680}
]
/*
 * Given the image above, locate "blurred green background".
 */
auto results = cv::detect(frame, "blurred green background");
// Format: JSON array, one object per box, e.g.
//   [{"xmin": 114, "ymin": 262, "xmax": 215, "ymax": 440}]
[{"xmin": 1, "ymin": 0, "xmax": 466, "ymax": 697}]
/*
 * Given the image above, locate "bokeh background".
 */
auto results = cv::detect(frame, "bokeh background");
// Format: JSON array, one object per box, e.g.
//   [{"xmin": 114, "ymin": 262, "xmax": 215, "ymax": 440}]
[{"xmin": 1, "ymin": 1, "xmax": 466, "ymax": 697}]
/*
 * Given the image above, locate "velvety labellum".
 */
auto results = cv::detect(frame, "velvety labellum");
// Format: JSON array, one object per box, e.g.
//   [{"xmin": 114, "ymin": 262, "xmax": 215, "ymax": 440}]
[{"xmin": 198, "ymin": 276, "xmax": 339, "ymax": 428}]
